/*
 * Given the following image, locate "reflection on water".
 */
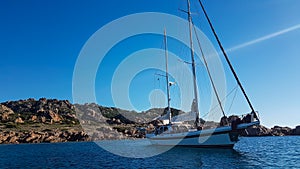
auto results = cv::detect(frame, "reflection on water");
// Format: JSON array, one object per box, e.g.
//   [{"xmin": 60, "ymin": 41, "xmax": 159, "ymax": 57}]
[
  {"xmin": 95, "ymin": 139, "xmax": 173, "ymax": 158},
  {"xmin": 161, "ymin": 147, "xmax": 244, "ymax": 168}
]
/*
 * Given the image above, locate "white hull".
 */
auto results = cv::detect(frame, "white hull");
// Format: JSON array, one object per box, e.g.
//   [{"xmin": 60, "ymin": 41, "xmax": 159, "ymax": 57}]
[
  {"xmin": 148, "ymin": 132, "xmax": 236, "ymax": 148},
  {"xmin": 146, "ymin": 121, "xmax": 259, "ymax": 148}
]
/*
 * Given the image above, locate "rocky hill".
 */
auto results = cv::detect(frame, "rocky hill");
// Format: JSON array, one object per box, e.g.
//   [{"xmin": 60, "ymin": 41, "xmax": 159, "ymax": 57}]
[
  {"xmin": 0, "ymin": 98, "xmax": 299, "ymax": 144},
  {"xmin": 0, "ymin": 98, "xmax": 169, "ymax": 143},
  {"xmin": 0, "ymin": 98, "xmax": 88, "ymax": 144}
]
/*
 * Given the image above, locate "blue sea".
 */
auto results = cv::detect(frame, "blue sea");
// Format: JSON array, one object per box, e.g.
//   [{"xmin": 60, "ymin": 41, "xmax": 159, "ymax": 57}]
[{"xmin": 0, "ymin": 136, "xmax": 299, "ymax": 168}]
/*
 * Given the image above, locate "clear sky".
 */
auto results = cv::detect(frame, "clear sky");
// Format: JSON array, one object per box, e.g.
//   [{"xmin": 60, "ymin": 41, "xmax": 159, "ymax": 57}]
[{"xmin": 1, "ymin": 0, "xmax": 300, "ymax": 128}]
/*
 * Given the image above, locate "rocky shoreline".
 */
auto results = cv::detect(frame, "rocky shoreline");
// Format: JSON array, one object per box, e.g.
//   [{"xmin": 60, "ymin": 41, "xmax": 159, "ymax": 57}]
[
  {"xmin": 0, "ymin": 129, "xmax": 88, "ymax": 144},
  {"xmin": 241, "ymin": 125, "xmax": 300, "ymax": 137},
  {"xmin": 0, "ymin": 98, "xmax": 299, "ymax": 144}
]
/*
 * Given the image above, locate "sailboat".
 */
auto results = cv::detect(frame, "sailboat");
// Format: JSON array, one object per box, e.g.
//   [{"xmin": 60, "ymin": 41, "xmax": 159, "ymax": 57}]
[{"xmin": 146, "ymin": 0, "xmax": 260, "ymax": 148}]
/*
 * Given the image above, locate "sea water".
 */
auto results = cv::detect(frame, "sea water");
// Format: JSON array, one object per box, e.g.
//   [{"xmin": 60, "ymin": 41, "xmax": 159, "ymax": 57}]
[{"xmin": 0, "ymin": 136, "xmax": 299, "ymax": 168}]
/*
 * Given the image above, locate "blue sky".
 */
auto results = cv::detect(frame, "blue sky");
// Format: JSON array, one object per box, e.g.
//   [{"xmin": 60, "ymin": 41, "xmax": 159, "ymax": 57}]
[{"xmin": 1, "ymin": 0, "xmax": 300, "ymax": 128}]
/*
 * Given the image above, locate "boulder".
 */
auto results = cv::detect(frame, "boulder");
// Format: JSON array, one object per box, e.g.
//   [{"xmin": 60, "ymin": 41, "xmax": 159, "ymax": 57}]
[
  {"xmin": 0, "ymin": 134, "xmax": 9, "ymax": 143},
  {"xmin": 15, "ymin": 117, "xmax": 24, "ymax": 124},
  {"xmin": 271, "ymin": 126, "xmax": 292, "ymax": 136},
  {"xmin": 8, "ymin": 136, "xmax": 19, "ymax": 144},
  {"xmin": 44, "ymin": 136, "xmax": 57, "ymax": 143},
  {"xmin": 40, "ymin": 116, "xmax": 46, "ymax": 123},
  {"xmin": 8, "ymin": 131, "xmax": 15, "ymax": 137},
  {"xmin": 0, "ymin": 104, "xmax": 14, "ymax": 122},
  {"xmin": 25, "ymin": 132, "xmax": 40, "ymax": 142},
  {"xmin": 49, "ymin": 110, "xmax": 62, "ymax": 122},
  {"xmin": 242, "ymin": 125, "xmax": 272, "ymax": 136},
  {"xmin": 291, "ymin": 126, "xmax": 300, "ymax": 135},
  {"xmin": 31, "ymin": 115, "xmax": 38, "ymax": 122}
]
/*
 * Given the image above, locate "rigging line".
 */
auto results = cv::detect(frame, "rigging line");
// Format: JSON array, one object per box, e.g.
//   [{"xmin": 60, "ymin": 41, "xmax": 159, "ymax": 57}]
[
  {"xmin": 192, "ymin": 20, "xmax": 226, "ymax": 117},
  {"xmin": 227, "ymin": 86, "xmax": 238, "ymax": 114},
  {"xmin": 177, "ymin": 58, "xmax": 192, "ymax": 65},
  {"xmin": 177, "ymin": 58, "xmax": 203, "ymax": 66},
  {"xmin": 198, "ymin": 0, "xmax": 255, "ymax": 113},
  {"xmin": 202, "ymin": 85, "xmax": 238, "ymax": 118}
]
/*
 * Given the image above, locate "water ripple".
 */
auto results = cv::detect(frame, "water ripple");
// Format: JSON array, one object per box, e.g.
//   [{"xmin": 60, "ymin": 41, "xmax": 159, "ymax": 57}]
[{"xmin": 0, "ymin": 136, "xmax": 299, "ymax": 168}]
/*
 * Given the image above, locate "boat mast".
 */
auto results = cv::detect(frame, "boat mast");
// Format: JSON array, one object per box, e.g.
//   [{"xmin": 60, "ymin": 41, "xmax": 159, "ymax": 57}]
[
  {"xmin": 164, "ymin": 29, "xmax": 172, "ymax": 125},
  {"xmin": 198, "ymin": 0, "xmax": 255, "ymax": 113},
  {"xmin": 187, "ymin": 0, "xmax": 200, "ymax": 127}
]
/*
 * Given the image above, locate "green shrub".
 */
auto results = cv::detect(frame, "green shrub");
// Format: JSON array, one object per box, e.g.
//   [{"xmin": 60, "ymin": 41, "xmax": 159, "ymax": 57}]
[{"xmin": 5, "ymin": 122, "xmax": 16, "ymax": 128}]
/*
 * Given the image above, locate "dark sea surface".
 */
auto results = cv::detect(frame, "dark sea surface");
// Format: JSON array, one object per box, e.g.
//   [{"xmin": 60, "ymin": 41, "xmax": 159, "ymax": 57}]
[{"xmin": 0, "ymin": 136, "xmax": 299, "ymax": 169}]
